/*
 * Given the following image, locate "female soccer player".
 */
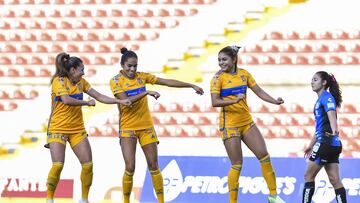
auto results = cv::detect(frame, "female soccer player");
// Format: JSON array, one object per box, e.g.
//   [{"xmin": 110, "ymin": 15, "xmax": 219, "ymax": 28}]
[
  {"xmin": 302, "ymin": 71, "xmax": 347, "ymax": 203},
  {"xmin": 46, "ymin": 52, "xmax": 131, "ymax": 203},
  {"xmin": 210, "ymin": 46, "xmax": 285, "ymax": 203},
  {"xmin": 110, "ymin": 48, "xmax": 203, "ymax": 203}
]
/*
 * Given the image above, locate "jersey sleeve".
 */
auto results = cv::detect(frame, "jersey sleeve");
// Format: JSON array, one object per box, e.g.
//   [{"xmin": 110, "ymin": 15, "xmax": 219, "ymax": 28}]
[
  {"xmin": 246, "ymin": 70, "xmax": 257, "ymax": 87},
  {"xmin": 322, "ymin": 94, "xmax": 336, "ymax": 112},
  {"xmin": 110, "ymin": 77, "xmax": 124, "ymax": 95},
  {"xmin": 82, "ymin": 78, "xmax": 91, "ymax": 92},
  {"xmin": 142, "ymin": 72, "xmax": 157, "ymax": 84},
  {"xmin": 210, "ymin": 75, "xmax": 221, "ymax": 94},
  {"xmin": 52, "ymin": 77, "xmax": 69, "ymax": 96}
]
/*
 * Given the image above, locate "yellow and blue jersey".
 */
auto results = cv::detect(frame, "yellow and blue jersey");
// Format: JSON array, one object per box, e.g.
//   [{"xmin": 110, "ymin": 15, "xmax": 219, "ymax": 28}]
[
  {"xmin": 110, "ymin": 71, "xmax": 157, "ymax": 130},
  {"xmin": 210, "ymin": 68, "xmax": 256, "ymax": 129},
  {"xmin": 48, "ymin": 76, "xmax": 91, "ymax": 133},
  {"xmin": 314, "ymin": 90, "xmax": 341, "ymax": 146}
]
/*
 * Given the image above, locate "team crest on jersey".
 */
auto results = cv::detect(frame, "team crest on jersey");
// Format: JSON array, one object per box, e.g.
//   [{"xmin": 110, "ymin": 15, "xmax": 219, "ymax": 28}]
[
  {"xmin": 58, "ymin": 77, "xmax": 65, "ymax": 87},
  {"xmin": 77, "ymin": 83, "xmax": 82, "ymax": 91},
  {"xmin": 66, "ymin": 87, "xmax": 70, "ymax": 91},
  {"xmin": 137, "ymin": 78, "xmax": 144, "ymax": 84},
  {"xmin": 125, "ymin": 83, "xmax": 130, "ymax": 86},
  {"xmin": 240, "ymin": 75, "xmax": 246, "ymax": 82}
]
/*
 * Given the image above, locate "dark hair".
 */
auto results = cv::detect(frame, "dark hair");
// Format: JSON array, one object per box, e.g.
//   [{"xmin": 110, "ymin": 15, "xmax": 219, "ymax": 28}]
[
  {"xmin": 120, "ymin": 47, "xmax": 137, "ymax": 65},
  {"xmin": 219, "ymin": 45, "xmax": 240, "ymax": 69},
  {"xmin": 51, "ymin": 52, "xmax": 83, "ymax": 83},
  {"xmin": 316, "ymin": 71, "xmax": 342, "ymax": 107}
]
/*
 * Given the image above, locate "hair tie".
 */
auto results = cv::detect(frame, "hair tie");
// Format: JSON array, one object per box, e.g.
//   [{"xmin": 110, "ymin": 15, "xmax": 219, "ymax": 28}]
[
  {"xmin": 230, "ymin": 45, "xmax": 241, "ymax": 53},
  {"xmin": 329, "ymin": 73, "xmax": 337, "ymax": 83}
]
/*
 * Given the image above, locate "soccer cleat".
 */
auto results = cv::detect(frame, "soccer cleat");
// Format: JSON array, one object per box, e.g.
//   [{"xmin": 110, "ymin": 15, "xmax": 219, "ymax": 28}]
[
  {"xmin": 46, "ymin": 199, "xmax": 54, "ymax": 203},
  {"xmin": 78, "ymin": 199, "xmax": 89, "ymax": 203},
  {"xmin": 268, "ymin": 195, "xmax": 286, "ymax": 203}
]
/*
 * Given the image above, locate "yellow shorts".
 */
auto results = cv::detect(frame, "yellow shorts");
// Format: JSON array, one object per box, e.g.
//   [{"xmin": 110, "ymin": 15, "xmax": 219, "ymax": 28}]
[
  {"xmin": 47, "ymin": 131, "xmax": 88, "ymax": 148},
  {"xmin": 220, "ymin": 122, "xmax": 255, "ymax": 141},
  {"xmin": 119, "ymin": 127, "xmax": 158, "ymax": 147}
]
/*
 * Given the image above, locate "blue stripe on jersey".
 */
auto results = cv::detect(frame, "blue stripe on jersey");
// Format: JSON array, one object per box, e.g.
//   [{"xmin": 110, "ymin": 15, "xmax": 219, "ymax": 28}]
[
  {"xmin": 314, "ymin": 91, "xmax": 341, "ymax": 146},
  {"xmin": 220, "ymin": 85, "xmax": 247, "ymax": 97},
  {"xmin": 54, "ymin": 93, "xmax": 83, "ymax": 102},
  {"xmin": 125, "ymin": 87, "xmax": 146, "ymax": 96}
]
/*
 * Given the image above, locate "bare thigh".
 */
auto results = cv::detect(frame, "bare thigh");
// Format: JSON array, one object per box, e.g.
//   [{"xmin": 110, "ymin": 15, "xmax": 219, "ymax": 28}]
[
  {"xmin": 72, "ymin": 137, "xmax": 92, "ymax": 164},
  {"xmin": 142, "ymin": 142, "xmax": 159, "ymax": 171},
  {"xmin": 224, "ymin": 137, "xmax": 243, "ymax": 165},
  {"xmin": 121, "ymin": 137, "xmax": 137, "ymax": 172},
  {"xmin": 241, "ymin": 124, "xmax": 268, "ymax": 159},
  {"xmin": 49, "ymin": 142, "xmax": 66, "ymax": 163},
  {"xmin": 304, "ymin": 161, "xmax": 323, "ymax": 182}
]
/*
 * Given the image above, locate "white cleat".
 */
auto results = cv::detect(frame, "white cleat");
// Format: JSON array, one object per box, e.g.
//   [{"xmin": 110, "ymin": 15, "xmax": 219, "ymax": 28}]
[
  {"xmin": 46, "ymin": 199, "xmax": 54, "ymax": 203},
  {"xmin": 268, "ymin": 195, "xmax": 286, "ymax": 203},
  {"xmin": 78, "ymin": 199, "xmax": 89, "ymax": 203}
]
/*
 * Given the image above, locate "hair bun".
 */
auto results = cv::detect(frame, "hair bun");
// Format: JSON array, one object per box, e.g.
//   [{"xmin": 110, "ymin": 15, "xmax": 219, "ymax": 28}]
[
  {"xmin": 120, "ymin": 47, "xmax": 128, "ymax": 54},
  {"xmin": 230, "ymin": 45, "xmax": 241, "ymax": 53}
]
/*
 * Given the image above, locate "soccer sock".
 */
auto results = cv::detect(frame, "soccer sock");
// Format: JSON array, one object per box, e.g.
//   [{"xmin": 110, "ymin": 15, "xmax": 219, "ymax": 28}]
[
  {"xmin": 150, "ymin": 169, "xmax": 164, "ymax": 203},
  {"xmin": 80, "ymin": 161, "xmax": 93, "ymax": 200},
  {"xmin": 46, "ymin": 162, "xmax": 64, "ymax": 199},
  {"xmin": 122, "ymin": 170, "xmax": 134, "ymax": 203},
  {"xmin": 228, "ymin": 164, "xmax": 242, "ymax": 203},
  {"xmin": 260, "ymin": 155, "xmax": 277, "ymax": 195},
  {"xmin": 335, "ymin": 187, "xmax": 347, "ymax": 203},
  {"xmin": 302, "ymin": 181, "xmax": 315, "ymax": 203}
]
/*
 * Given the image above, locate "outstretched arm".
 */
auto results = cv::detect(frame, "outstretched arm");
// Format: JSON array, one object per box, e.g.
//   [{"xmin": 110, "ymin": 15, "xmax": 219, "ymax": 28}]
[
  {"xmin": 211, "ymin": 93, "xmax": 244, "ymax": 107},
  {"xmin": 114, "ymin": 90, "xmax": 160, "ymax": 103},
  {"xmin": 155, "ymin": 78, "xmax": 204, "ymax": 95},
  {"xmin": 87, "ymin": 88, "xmax": 131, "ymax": 106},
  {"xmin": 60, "ymin": 94, "xmax": 95, "ymax": 106},
  {"xmin": 250, "ymin": 84, "xmax": 284, "ymax": 105}
]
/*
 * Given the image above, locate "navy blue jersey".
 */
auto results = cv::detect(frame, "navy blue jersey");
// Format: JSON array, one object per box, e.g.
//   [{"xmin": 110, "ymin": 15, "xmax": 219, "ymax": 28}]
[{"xmin": 313, "ymin": 91, "xmax": 341, "ymax": 146}]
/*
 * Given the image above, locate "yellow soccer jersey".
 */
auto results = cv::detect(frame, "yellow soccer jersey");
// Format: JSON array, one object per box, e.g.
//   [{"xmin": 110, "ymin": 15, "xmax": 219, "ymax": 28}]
[
  {"xmin": 110, "ymin": 71, "xmax": 157, "ymax": 130},
  {"xmin": 210, "ymin": 68, "xmax": 256, "ymax": 128},
  {"xmin": 48, "ymin": 76, "xmax": 91, "ymax": 133}
]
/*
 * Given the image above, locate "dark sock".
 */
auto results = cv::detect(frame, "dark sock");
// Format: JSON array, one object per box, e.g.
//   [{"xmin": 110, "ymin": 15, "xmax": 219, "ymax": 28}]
[
  {"xmin": 302, "ymin": 181, "xmax": 315, "ymax": 203},
  {"xmin": 335, "ymin": 187, "xmax": 347, "ymax": 203}
]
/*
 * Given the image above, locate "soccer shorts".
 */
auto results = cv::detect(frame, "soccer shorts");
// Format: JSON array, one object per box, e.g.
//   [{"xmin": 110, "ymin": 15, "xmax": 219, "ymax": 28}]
[
  {"xmin": 220, "ymin": 122, "xmax": 255, "ymax": 141},
  {"xmin": 47, "ymin": 131, "xmax": 88, "ymax": 148},
  {"xmin": 309, "ymin": 141, "xmax": 342, "ymax": 165},
  {"xmin": 119, "ymin": 127, "xmax": 159, "ymax": 147}
]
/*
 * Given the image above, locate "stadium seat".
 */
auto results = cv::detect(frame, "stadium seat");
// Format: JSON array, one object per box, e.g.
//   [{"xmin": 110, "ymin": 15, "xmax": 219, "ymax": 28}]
[
  {"xmin": 317, "ymin": 31, "xmax": 333, "ymax": 40},
  {"xmin": 39, "ymin": 68, "xmax": 52, "ymax": 77},
  {"xmin": 302, "ymin": 31, "xmax": 316, "ymax": 40},
  {"xmin": 4, "ymin": 45, "xmax": 16, "ymax": 52},
  {"xmin": 24, "ymin": 68, "xmax": 36, "ymax": 77},
  {"xmin": 312, "ymin": 55, "xmax": 326, "ymax": 65},
  {"xmin": 41, "ymin": 33, "xmax": 53, "ymax": 41},
  {"xmin": 262, "ymin": 55, "xmax": 276, "ymax": 64},
  {"xmin": 13, "ymin": 90, "xmax": 26, "ymax": 99},
  {"xmin": 279, "ymin": 56, "xmax": 292, "ymax": 65},
  {"xmin": 16, "ymin": 56, "xmax": 27, "ymax": 65},
  {"xmin": 68, "ymin": 44, "xmax": 79, "ymax": 52},
  {"xmin": 315, "ymin": 44, "xmax": 329, "ymax": 52},
  {"xmin": 31, "ymin": 56, "xmax": 43, "ymax": 64},
  {"xmin": 331, "ymin": 44, "xmax": 346, "ymax": 52},
  {"xmin": 153, "ymin": 103, "xmax": 166, "ymax": 112},
  {"xmin": 0, "ymin": 21, "xmax": 10, "ymax": 29},
  {"xmin": 0, "ymin": 91, "xmax": 10, "ymax": 99},
  {"xmin": 76, "ymin": 21, "xmax": 88, "ymax": 29},
  {"xmin": 282, "ymin": 44, "xmax": 296, "ymax": 52},
  {"xmin": 25, "ymin": 33, "xmax": 36, "ymax": 41},
  {"xmin": 8, "ymin": 68, "xmax": 20, "ymax": 77},
  {"xmin": 286, "ymin": 31, "xmax": 300, "ymax": 40},
  {"xmin": 46, "ymin": 21, "xmax": 57, "ymax": 29},
  {"xmin": 341, "ymin": 104, "xmax": 357, "ymax": 113},
  {"xmin": 329, "ymin": 56, "xmax": 342, "ymax": 65},
  {"xmin": 266, "ymin": 31, "xmax": 283, "ymax": 40},
  {"xmin": 333, "ymin": 30, "xmax": 349, "ymax": 40},
  {"xmin": 10, "ymin": 33, "xmax": 21, "ymax": 41},
  {"xmin": 36, "ymin": 45, "xmax": 48, "ymax": 52}
]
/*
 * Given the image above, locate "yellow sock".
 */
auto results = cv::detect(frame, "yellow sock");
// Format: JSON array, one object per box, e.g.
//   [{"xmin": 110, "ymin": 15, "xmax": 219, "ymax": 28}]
[
  {"xmin": 228, "ymin": 164, "xmax": 242, "ymax": 203},
  {"xmin": 260, "ymin": 155, "xmax": 277, "ymax": 195},
  {"xmin": 122, "ymin": 170, "xmax": 134, "ymax": 203},
  {"xmin": 80, "ymin": 162, "xmax": 93, "ymax": 200},
  {"xmin": 46, "ymin": 162, "xmax": 64, "ymax": 199},
  {"xmin": 150, "ymin": 169, "xmax": 164, "ymax": 203}
]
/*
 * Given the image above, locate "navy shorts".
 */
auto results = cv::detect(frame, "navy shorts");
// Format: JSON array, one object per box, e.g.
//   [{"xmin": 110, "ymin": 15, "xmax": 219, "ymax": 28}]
[{"xmin": 309, "ymin": 141, "xmax": 342, "ymax": 165}]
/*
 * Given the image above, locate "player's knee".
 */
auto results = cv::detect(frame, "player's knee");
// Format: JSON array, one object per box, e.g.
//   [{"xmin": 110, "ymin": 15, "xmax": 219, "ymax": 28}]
[
  {"xmin": 47, "ymin": 162, "xmax": 64, "ymax": 191},
  {"xmin": 147, "ymin": 161, "xmax": 159, "ymax": 171},
  {"xmin": 81, "ymin": 162, "xmax": 93, "ymax": 186},
  {"xmin": 125, "ymin": 163, "xmax": 135, "ymax": 173},
  {"xmin": 304, "ymin": 170, "xmax": 315, "ymax": 182},
  {"xmin": 328, "ymin": 175, "xmax": 341, "ymax": 187}
]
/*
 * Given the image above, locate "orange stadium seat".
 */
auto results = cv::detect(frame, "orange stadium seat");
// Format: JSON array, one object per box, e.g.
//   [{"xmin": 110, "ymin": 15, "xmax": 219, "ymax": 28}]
[
  {"xmin": 329, "ymin": 56, "xmax": 342, "ymax": 65},
  {"xmin": 295, "ymin": 55, "xmax": 309, "ymax": 65},
  {"xmin": 81, "ymin": 9, "xmax": 92, "ymax": 17},
  {"xmin": 341, "ymin": 104, "xmax": 357, "ymax": 113},
  {"xmin": 16, "ymin": 56, "xmax": 27, "ymax": 65},
  {"xmin": 67, "ymin": 44, "xmax": 79, "ymax": 52},
  {"xmin": 10, "ymin": 33, "xmax": 21, "ymax": 41},
  {"xmin": 24, "ymin": 33, "xmax": 36, "ymax": 41},
  {"xmin": 4, "ymin": 45, "xmax": 16, "ymax": 52},
  {"xmin": 65, "ymin": 10, "xmax": 76, "ymax": 17},
  {"xmin": 61, "ymin": 21, "xmax": 72, "ymax": 29},
  {"xmin": 19, "ymin": 10, "xmax": 30, "ymax": 17},
  {"xmin": 110, "ymin": 56, "xmax": 119, "ymax": 64},
  {"xmin": 4, "ymin": 10, "xmax": 15, "ymax": 17},
  {"xmin": 312, "ymin": 55, "xmax": 326, "ymax": 65},
  {"xmin": 14, "ymin": 21, "xmax": 26, "ymax": 29},
  {"xmin": 13, "ymin": 90, "xmax": 26, "ymax": 99},
  {"xmin": 266, "ymin": 31, "xmax": 283, "ymax": 40},
  {"xmin": 302, "ymin": 31, "xmax": 316, "ymax": 40},
  {"xmin": 46, "ymin": 21, "xmax": 57, "ymax": 29},
  {"xmin": 99, "ymin": 45, "xmax": 110, "ymax": 52},
  {"xmin": 34, "ymin": 10, "xmax": 45, "ymax": 17},
  {"xmin": 157, "ymin": 8, "xmax": 170, "ymax": 17},
  {"xmin": 349, "ymin": 44, "xmax": 360, "ymax": 52},
  {"xmin": 39, "ymin": 68, "xmax": 52, "ymax": 77},
  {"xmin": 31, "ymin": 56, "xmax": 43, "ymax": 64},
  {"xmin": 109, "ymin": 9, "xmax": 121, "ymax": 17},
  {"xmin": 30, "ymin": 21, "xmax": 41, "ymax": 29},
  {"xmin": 198, "ymin": 116, "xmax": 212, "ymax": 125},
  {"xmin": 0, "ymin": 103, "xmax": 4, "ymax": 111},
  {"xmin": 349, "ymin": 30, "xmax": 360, "ymax": 39},
  {"xmin": 0, "ymin": 56, "xmax": 11, "ymax": 64},
  {"xmin": 333, "ymin": 30, "xmax": 349, "ymax": 40},
  {"xmin": 24, "ymin": 68, "xmax": 36, "ymax": 77},
  {"xmin": 318, "ymin": 31, "xmax": 333, "ymax": 40},
  {"xmin": 279, "ymin": 56, "xmax": 292, "ymax": 64},
  {"xmin": 0, "ymin": 21, "xmax": 10, "ymax": 29},
  {"xmin": 168, "ymin": 103, "xmax": 183, "ymax": 112},
  {"xmin": 76, "ymin": 21, "xmax": 88, "ymax": 29},
  {"xmin": 262, "ymin": 55, "xmax": 276, "ymax": 64},
  {"xmin": 0, "ymin": 34, "xmax": 5, "ymax": 41},
  {"xmin": 36, "ymin": 45, "xmax": 48, "ymax": 52},
  {"xmin": 0, "ymin": 69, "xmax": 4, "ymax": 77},
  {"xmin": 8, "ymin": 68, "xmax": 20, "ymax": 77},
  {"xmin": 286, "ymin": 31, "xmax": 300, "ymax": 40},
  {"xmin": 8, "ymin": 102, "xmax": 18, "ymax": 110},
  {"xmin": 0, "ymin": 91, "xmax": 10, "ymax": 99},
  {"xmin": 41, "ymin": 33, "xmax": 53, "ymax": 41},
  {"xmin": 153, "ymin": 103, "xmax": 166, "ymax": 112},
  {"xmin": 47, "ymin": 56, "xmax": 55, "ymax": 64},
  {"xmin": 315, "ymin": 44, "xmax": 329, "ymax": 52},
  {"xmin": 332, "ymin": 44, "xmax": 346, "ymax": 52}
]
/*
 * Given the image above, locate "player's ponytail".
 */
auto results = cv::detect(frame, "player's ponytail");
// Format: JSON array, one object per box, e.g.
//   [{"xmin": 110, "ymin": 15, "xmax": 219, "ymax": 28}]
[
  {"xmin": 120, "ymin": 47, "xmax": 137, "ymax": 65},
  {"xmin": 316, "ymin": 71, "xmax": 342, "ymax": 107},
  {"xmin": 51, "ymin": 52, "xmax": 83, "ymax": 84},
  {"xmin": 219, "ymin": 45, "xmax": 241, "ymax": 70}
]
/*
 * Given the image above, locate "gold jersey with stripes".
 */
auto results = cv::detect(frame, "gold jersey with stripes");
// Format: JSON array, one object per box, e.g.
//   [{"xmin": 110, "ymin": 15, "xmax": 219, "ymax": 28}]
[
  {"xmin": 110, "ymin": 71, "xmax": 157, "ymax": 130},
  {"xmin": 210, "ymin": 68, "xmax": 256, "ymax": 129},
  {"xmin": 48, "ymin": 76, "xmax": 91, "ymax": 133}
]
